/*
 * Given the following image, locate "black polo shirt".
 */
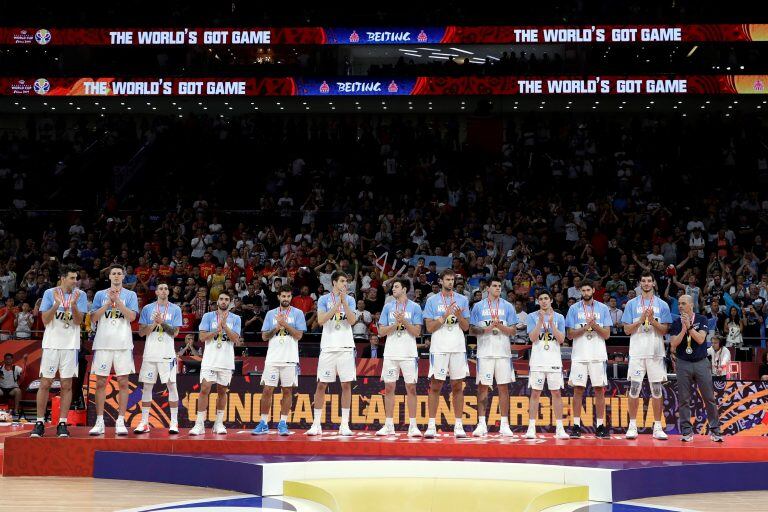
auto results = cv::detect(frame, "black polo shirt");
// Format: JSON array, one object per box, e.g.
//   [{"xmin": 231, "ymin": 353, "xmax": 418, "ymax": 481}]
[{"xmin": 670, "ymin": 313, "xmax": 708, "ymax": 362}]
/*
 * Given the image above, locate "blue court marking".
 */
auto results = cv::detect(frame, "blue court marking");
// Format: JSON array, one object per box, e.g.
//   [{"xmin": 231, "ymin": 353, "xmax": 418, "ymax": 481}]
[{"xmin": 138, "ymin": 496, "xmax": 296, "ymax": 511}]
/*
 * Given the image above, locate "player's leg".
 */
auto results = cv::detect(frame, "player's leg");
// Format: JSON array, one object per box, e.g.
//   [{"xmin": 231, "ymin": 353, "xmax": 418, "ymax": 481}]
[
  {"xmin": 276, "ymin": 384, "xmax": 294, "ymax": 435},
  {"xmin": 190, "ymin": 373, "xmax": 214, "ymax": 435},
  {"xmin": 474, "ymin": 357, "xmax": 491, "ymax": 437},
  {"xmin": 591, "ymin": 361, "xmax": 609, "ymax": 438},
  {"xmin": 213, "ymin": 382, "xmax": 229, "ymax": 434},
  {"xmin": 549, "ymin": 373, "xmax": 568, "ymax": 439},
  {"xmin": 135, "ymin": 362, "xmax": 157, "ymax": 434},
  {"xmin": 253, "ymin": 383, "xmax": 275, "ymax": 434},
  {"xmin": 402, "ymin": 358, "xmax": 421, "ymax": 437},
  {"xmin": 377, "ymin": 380, "xmax": 398, "ymax": 436},
  {"xmin": 626, "ymin": 357, "xmax": 645, "ymax": 439},
  {"xmin": 526, "ymin": 385, "xmax": 542, "ymax": 439},
  {"xmin": 449, "ymin": 353, "xmax": 468, "ymax": 437},
  {"xmin": 648, "ymin": 358, "xmax": 667, "ymax": 440},
  {"xmin": 308, "ymin": 351, "xmax": 336, "ymax": 435},
  {"xmin": 32, "ymin": 373, "xmax": 53, "ymax": 437},
  {"xmin": 338, "ymin": 351, "xmax": 356, "ymax": 435}
]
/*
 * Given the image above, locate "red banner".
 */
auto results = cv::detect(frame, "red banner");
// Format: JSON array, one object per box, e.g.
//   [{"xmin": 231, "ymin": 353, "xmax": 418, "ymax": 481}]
[
  {"xmin": 2, "ymin": 25, "xmax": 768, "ymax": 46},
  {"xmin": 3, "ymin": 75, "xmax": 768, "ymax": 96}
]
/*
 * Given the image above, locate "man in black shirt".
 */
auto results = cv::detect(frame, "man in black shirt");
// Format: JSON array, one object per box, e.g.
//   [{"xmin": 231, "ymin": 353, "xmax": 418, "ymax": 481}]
[{"xmin": 670, "ymin": 294, "xmax": 723, "ymax": 443}]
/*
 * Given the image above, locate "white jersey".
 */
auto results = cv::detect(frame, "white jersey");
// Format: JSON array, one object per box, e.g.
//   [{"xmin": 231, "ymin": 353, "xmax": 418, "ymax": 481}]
[
  {"xmin": 422, "ymin": 291, "xmax": 470, "ymax": 353},
  {"xmin": 379, "ymin": 299, "xmax": 423, "ymax": 359},
  {"xmin": 39, "ymin": 288, "xmax": 88, "ymax": 350},
  {"xmin": 526, "ymin": 310, "xmax": 566, "ymax": 371},
  {"xmin": 470, "ymin": 298, "xmax": 519, "ymax": 358},
  {"xmin": 621, "ymin": 296, "xmax": 672, "ymax": 359},
  {"xmin": 565, "ymin": 300, "xmax": 613, "ymax": 362},
  {"xmin": 317, "ymin": 292, "xmax": 357, "ymax": 352},
  {"xmin": 263, "ymin": 306, "xmax": 307, "ymax": 364},
  {"xmin": 139, "ymin": 301, "xmax": 183, "ymax": 362},
  {"xmin": 199, "ymin": 311, "xmax": 242, "ymax": 370},
  {"xmin": 91, "ymin": 288, "xmax": 139, "ymax": 350}
]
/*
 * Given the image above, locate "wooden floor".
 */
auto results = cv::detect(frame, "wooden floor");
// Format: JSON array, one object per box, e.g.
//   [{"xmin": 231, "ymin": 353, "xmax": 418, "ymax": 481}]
[
  {"xmin": 0, "ymin": 476, "xmax": 244, "ymax": 511},
  {"xmin": 634, "ymin": 491, "xmax": 768, "ymax": 512}
]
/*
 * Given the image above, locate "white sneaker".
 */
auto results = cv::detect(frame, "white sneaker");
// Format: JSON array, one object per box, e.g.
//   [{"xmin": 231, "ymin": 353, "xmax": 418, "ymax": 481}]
[
  {"xmin": 407, "ymin": 425, "xmax": 423, "ymax": 438},
  {"xmin": 625, "ymin": 424, "xmax": 638, "ymax": 440},
  {"xmin": 305, "ymin": 423, "xmax": 322, "ymax": 436},
  {"xmin": 89, "ymin": 421, "xmax": 105, "ymax": 436},
  {"xmin": 213, "ymin": 422, "xmax": 227, "ymax": 435},
  {"xmin": 423, "ymin": 425, "xmax": 437, "ymax": 438},
  {"xmin": 133, "ymin": 422, "xmax": 150, "ymax": 434},
  {"xmin": 472, "ymin": 423, "xmax": 488, "ymax": 437},
  {"xmin": 555, "ymin": 426, "xmax": 570, "ymax": 440},
  {"xmin": 499, "ymin": 424, "xmax": 514, "ymax": 437},
  {"xmin": 115, "ymin": 420, "xmax": 128, "ymax": 436},
  {"xmin": 338, "ymin": 424, "xmax": 354, "ymax": 436},
  {"xmin": 168, "ymin": 421, "xmax": 179, "ymax": 435},
  {"xmin": 524, "ymin": 424, "xmax": 537, "ymax": 439},
  {"xmin": 188, "ymin": 423, "xmax": 205, "ymax": 436},
  {"xmin": 454, "ymin": 424, "xmax": 467, "ymax": 438},
  {"xmin": 376, "ymin": 424, "xmax": 395, "ymax": 436},
  {"xmin": 653, "ymin": 425, "xmax": 668, "ymax": 440}
]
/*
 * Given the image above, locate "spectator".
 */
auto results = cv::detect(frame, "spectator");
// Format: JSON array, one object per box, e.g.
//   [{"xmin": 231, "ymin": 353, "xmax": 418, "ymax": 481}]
[
  {"xmin": 724, "ymin": 307, "xmax": 745, "ymax": 347},
  {"xmin": 352, "ymin": 299, "xmax": 372, "ymax": 340},
  {"xmin": 0, "ymin": 353, "xmax": 25, "ymax": 418},
  {"xmin": 14, "ymin": 302, "xmax": 34, "ymax": 339},
  {"xmin": 0, "ymin": 298, "xmax": 18, "ymax": 341},
  {"xmin": 291, "ymin": 285, "xmax": 315, "ymax": 314},
  {"xmin": 361, "ymin": 334, "xmax": 382, "ymax": 359},
  {"xmin": 177, "ymin": 334, "xmax": 202, "ymax": 358},
  {"xmin": 760, "ymin": 352, "xmax": 768, "ymax": 382}
]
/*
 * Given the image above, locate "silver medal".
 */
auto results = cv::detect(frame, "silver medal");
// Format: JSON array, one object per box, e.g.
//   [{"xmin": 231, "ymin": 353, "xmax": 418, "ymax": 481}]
[
  {"xmin": 543, "ymin": 343, "xmax": 551, "ymax": 351},
  {"xmin": 334, "ymin": 323, "xmax": 342, "ymax": 330},
  {"xmin": 111, "ymin": 319, "xmax": 118, "ymax": 326},
  {"xmin": 492, "ymin": 328, "xmax": 500, "ymax": 336},
  {"xmin": 685, "ymin": 347, "xmax": 693, "ymax": 355},
  {"xmin": 64, "ymin": 323, "xmax": 70, "ymax": 329},
  {"xmin": 396, "ymin": 329, "xmax": 403, "ymax": 337},
  {"xmin": 586, "ymin": 331, "xmax": 594, "ymax": 340}
]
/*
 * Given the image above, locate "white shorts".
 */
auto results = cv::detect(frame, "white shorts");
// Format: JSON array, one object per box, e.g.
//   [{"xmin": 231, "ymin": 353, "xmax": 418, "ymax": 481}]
[
  {"xmin": 476, "ymin": 357, "xmax": 515, "ymax": 386},
  {"xmin": 200, "ymin": 366, "xmax": 233, "ymax": 387},
  {"xmin": 382, "ymin": 358, "xmax": 419, "ymax": 384},
  {"xmin": 92, "ymin": 349, "xmax": 135, "ymax": 377},
  {"xmin": 628, "ymin": 357, "xmax": 667, "ymax": 383},
  {"xmin": 317, "ymin": 350, "xmax": 356, "ymax": 383},
  {"xmin": 139, "ymin": 360, "xmax": 178, "ymax": 384},
  {"xmin": 429, "ymin": 353, "xmax": 469, "ymax": 381},
  {"xmin": 528, "ymin": 370, "xmax": 564, "ymax": 391},
  {"xmin": 40, "ymin": 348, "xmax": 78, "ymax": 379},
  {"xmin": 261, "ymin": 364, "xmax": 299, "ymax": 388},
  {"xmin": 568, "ymin": 361, "xmax": 608, "ymax": 388}
]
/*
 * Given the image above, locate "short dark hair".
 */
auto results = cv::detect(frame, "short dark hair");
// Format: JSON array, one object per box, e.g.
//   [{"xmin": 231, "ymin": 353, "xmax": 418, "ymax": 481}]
[
  {"xmin": 278, "ymin": 285, "xmax": 293, "ymax": 295},
  {"xmin": 393, "ymin": 277, "xmax": 410, "ymax": 292},
  {"xmin": 108, "ymin": 264, "xmax": 125, "ymax": 274},
  {"xmin": 3, "ymin": 353, "xmax": 12, "ymax": 359},
  {"xmin": 537, "ymin": 289, "xmax": 552, "ymax": 300},
  {"xmin": 61, "ymin": 264, "xmax": 80, "ymax": 278},
  {"xmin": 331, "ymin": 271, "xmax": 348, "ymax": 283},
  {"xmin": 640, "ymin": 270, "xmax": 654, "ymax": 280},
  {"xmin": 440, "ymin": 268, "xmax": 456, "ymax": 279},
  {"xmin": 218, "ymin": 291, "xmax": 231, "ymax": 300},
  {"xmin": 580, "ymin": 279, "xmax": 594, "ymax": 289},
  {"xmin": 489, "ymin": 276, "xmax": 503, "ymax": 286}
]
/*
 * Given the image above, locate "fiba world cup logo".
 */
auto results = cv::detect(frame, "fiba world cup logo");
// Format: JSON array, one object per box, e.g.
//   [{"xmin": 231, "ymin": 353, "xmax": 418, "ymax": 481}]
[
  {"xmin": 35, "ymin": 29, "xmax": 51, "ymax": 45},
  {"xmin": 349, "ymin": 30, "xmax": 360, "ymax": 43},
  {"xmin": 388, "ymin": 80, "xmax": 399, "ymax": 93},
  {"xmin": 33, "ymin": 78, "xmax": 50, "ymax": 95},
  {"xmin": 319, "ymin": 81, "xmax": 330, "ymax": 94},
  {"xmin": 417, "ymin": 30, "xmax": 428, "ymax": 42}
]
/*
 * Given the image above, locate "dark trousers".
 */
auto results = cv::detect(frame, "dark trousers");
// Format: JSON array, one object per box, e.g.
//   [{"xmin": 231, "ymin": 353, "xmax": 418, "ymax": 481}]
[{"xmin": 676, "ymin": 358, "xmax": 721, "ymax": 435}]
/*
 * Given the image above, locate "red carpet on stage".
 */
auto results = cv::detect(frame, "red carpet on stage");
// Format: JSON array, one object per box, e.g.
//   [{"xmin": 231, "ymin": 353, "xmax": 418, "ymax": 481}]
[{"xmin": 5, "ymin": 426, "xmax": 768, "ymax": 477}]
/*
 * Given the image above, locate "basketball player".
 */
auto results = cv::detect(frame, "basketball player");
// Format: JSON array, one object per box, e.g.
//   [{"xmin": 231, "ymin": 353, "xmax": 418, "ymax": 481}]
[
  {"xmin": 89, "ymin": 265, "xmax": 139, "ymax": 436},
  {"xmin": 470, "ymin": 277, "xmax": 518, "ymax": 437},
  {"xmin": 134, "ymin": 283, "xmax": 183, "ymax": 434},
  {"xmin": 375, "ymin": 278, "xmax": 423, "ymax": 437},
  {"xmin": 32, "ymin": 265, "xmax": 87, "ymax": 438},
  {"xmin": 621, "ymin": 271, "xmax": 671, "ymax": 440},
  {"xmin": 565, "ymin": 279, "xmax": 613, "ymax": 439},
  {"xmin": 189, "ymin": 292, "xmax": 242, "ymax": 435},
  {"xmin": 526, "ymin": 290, "xmax": 569, "ymax": 440},
  {"xmin": 252, "ymin": 285, "xmax": 306, "ymax": 436},
  {"xmin": 423, "ymin": 269, "xmax": 470, "ymax": 438},
  {"xmin": 306, "ymin": 271, "xmax": 357, "ymax": 436}
]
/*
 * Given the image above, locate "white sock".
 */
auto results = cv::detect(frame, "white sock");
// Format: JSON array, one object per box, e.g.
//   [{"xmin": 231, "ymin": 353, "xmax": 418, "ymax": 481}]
[
  {"xmin": 654, "ymin": 420, "xmax": 662, "ymax": 429},
  {"xmin": 528, "ymin": 419, "xmax": 536, "ymax": 427},
  {"xmin": 196, "ymin": 411, "xmax": 206, "ymax": 425},
  {"xmin": 280, "ymin": 415, "xmax": 288, "ymax": 422},
  {"xmin": 36, "ymin": 417, "xmax": 45, "ymax": 423},
  {"xmin": 596, "ymin": 418, "xmax": 604, "ymax": 427},
  {"xmin": 629, "ymin": 419, "xmax": 637, "ymax": 428},
  {"xmin": 141, "ymin": 407, "xmax": 150, "ymax": 424},
  {"xmin": 409, "ymin": 418, "xmax": 417, "ymax": 428},
  {"xmin": 478, "ymin": 416, "xmax": 486, "ymax": 426},
  {"xmin": 341, "ymin": 408, "xmax": 350, "ymax": 424},
  {"xmin": 556, "ymin": 420, "xmax": 564, "ymax": 429},
  {"xmin": 428, "ymin": 418, "xmax": 436, "ymax": 428},
  {"xmin": 115, "ymin": 415, "xmax": 124, "ymax": 425},
  {"xmin": 96, "ymin": 415, "xmax": 104, "ymax": 424},
  {"xmin": 385, "ymin": 417, "xmax": 394, "ymax": 427},
  {"xmin": 58, "ymin": 418, "xmax": 67, "ymax": 424},
  {"xmin": 313, "ymin": 408, "xmax": 323, "ymax": 425},
  {"xmin": 216, "ymin": 410, "xmax": 225, "ymax": 423},
  {"xmin": 170, "ymin": 407, "xmax": 178, "ymax": 423},
  {"xmin": 455, "ymin": 419, "xmax": 463, "ymax": 428},
  {"xmin": 261, "ymin": 413, "xmax": 269, "ymax": 423},
  {"xmin": 573, "ymin": 417, "xmax": 581, "ymax": 426},
  {"xmin": 500, "ymin": 417, "xmax": 509, "ymax": 427}
]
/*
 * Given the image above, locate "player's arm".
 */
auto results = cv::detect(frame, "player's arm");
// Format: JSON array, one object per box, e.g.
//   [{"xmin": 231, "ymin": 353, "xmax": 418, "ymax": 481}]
[
  {"xmin": 113, "ymin": 294, "xmax": 138, "ymax": 322},
  {"xmin": 199, "ymin": 317, "xmax": 217, "ymax": 342},
  {"xmin": 90, "ymin": 294, "xmax": 110, "ymax": 322},
  {"xmin": 425, "ymin": 315, "xmax": 447, "ymax": 334},
  {"xmin": 650, "ymin": 317, "xmax": 669, "ymax": 336},
  {"xmin": 40, "ymin": 292, "xmax": 60, "ymax": 325},
  {"xmin": 317, "ymin": 300, "xmax": 337, "ymax": 325},
  {"xmin": 138, "ymin": 322, "xmax": 156, "ymax": 337},
  {"xmin": 456, "ymin": 307, "xmax": 470, "ymax": 332},
  {"xmin": 689, "ymin": 321, "xmax": 707, "ymax": 345},
  {"xmin": 222, "ymin": 321, "xmax": 241, "ymax": 344},
  {"xmin": 261, "ymin": 314, "xmax": 278, "ymax": 341},
  {"xmin": 552, "ymin": 318, "xmax": 566, "ymax": 344},
  {"xmin": 401, "ymin": 309, "xmax": 422, "ymax": 338},
  {"xmin": 341, "ymin": 298, "xmax": 357, "ymax": 326},
  {"xmin": 669, "ymin": 322, "xmax": 686, "ymax": 350}
]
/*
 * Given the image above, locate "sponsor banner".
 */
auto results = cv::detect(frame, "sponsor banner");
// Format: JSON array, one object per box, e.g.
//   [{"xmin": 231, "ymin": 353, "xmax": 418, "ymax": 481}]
[
  {"xmin": 4, "ymin": 75, "xmax": 768, "ymax": 96},
  {"xmin": 2, "ymin": 25, "xmax": 768, "ymax": 46},
  {"xmin": 87, "ymin": 375, "xmax": 768, "ymax": 436}
]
